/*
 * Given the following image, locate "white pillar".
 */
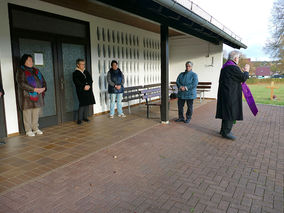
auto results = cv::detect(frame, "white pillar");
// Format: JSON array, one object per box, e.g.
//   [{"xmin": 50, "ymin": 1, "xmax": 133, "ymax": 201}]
[{"xmin": 0, "ymin": 0, "xmax": 19, "ymax": 134}]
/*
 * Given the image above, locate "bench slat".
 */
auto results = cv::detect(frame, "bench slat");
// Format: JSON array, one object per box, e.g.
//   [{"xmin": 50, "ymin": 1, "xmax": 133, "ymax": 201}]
[
  {"xmin": 140, "ymin": 88, "xmax": 160, "ymax": 94},
  {"xmin": 198, "ymin": 82, "xmax": 212, "ymax": 85},
  {"xmin": 123, "ymin": 91, "xmax": 141, "ymax": 97},
  {"xmin": 143, "ymin": 92, "xmax": 161, "ymax": 99},
  {"xmin": 197, "ymin": 86, "xmax": 211, "ymax": 89},
  {"xmin": 122, "ymin": 96, "xmax": 141, "ymax": 102}
]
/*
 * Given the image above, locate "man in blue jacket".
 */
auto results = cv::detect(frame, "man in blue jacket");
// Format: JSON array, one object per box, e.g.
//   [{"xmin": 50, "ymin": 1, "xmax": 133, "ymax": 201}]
[{"xmin": 175, "ymin": 61, "xmax": 198, "ymax": 123}]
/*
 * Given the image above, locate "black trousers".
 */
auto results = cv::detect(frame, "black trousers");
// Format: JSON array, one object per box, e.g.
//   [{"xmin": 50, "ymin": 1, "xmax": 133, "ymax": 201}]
[
  {"xmin": 78, "ymin": 105, "xmax": 89, "ymax": 121},
  {"xmin": 221, "ymin": 120, "xmax": 234, "ymax": 135},
  {"xmin": 178, "ymin": 98, "xmax": 193, "ymax": 120}
]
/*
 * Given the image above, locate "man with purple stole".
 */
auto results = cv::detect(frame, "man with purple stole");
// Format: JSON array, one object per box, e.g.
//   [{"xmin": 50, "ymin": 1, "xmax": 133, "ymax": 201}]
[{"xmin": 216, "ymin": 51, "xmax": 250, "ymax": 140}]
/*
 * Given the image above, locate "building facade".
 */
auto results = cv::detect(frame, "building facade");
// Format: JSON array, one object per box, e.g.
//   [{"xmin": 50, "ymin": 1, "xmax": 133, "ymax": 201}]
[{"xmin": 0, "ymin": 0, "xmax": 245, "ymax": 136}]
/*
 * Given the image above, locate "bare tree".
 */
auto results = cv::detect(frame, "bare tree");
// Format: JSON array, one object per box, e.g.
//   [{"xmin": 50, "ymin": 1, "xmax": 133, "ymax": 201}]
[{"xmin": 265, "ymin": 0, "xmax": 284, "ymax": 74}]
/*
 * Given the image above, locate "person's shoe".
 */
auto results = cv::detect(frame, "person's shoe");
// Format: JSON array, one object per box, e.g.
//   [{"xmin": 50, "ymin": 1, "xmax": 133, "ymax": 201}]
[
  {"xmin": 26, "ymin": 131, "xmax": 35, "ymax": 137},
  {"xmin": 83, "ymin": 118, "xmax": 90, "ymax": 122},
  {"xmin": 222, "ymin": 133, "xmax": 236, "ymax": 140},
  {"xmin": 184, "ymin": 119, "xmax": 191, "ymax": 124},
  {"xmin": 109, "ymin": 115, "xmax": 114, "ymax": 119},
  {"xmin": 220, "ymin": 130, "xmax": 233, "ymax": 135},
  {"xmin": 33, "ymin": 129, "xmax": 43, "ymax": 135},
  {"xmin": 118, "ymin": 113, "xmax": 126, "ymax": 118},
  {"xmin": 175, "ymin": 118, "xmax": 185, "ymax": 122},
  {"xmin": 77, "ymin": 120, "xmax": 82, "ymax": 125}
]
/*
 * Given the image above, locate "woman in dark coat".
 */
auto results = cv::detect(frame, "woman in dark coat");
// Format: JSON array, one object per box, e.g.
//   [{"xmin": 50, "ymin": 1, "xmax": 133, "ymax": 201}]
[
  {"xmin": 216, "ymin": 50, "xmax": 249, "ymax": 140},
  {"xmin": 73, "ymin": 59, "xmax": 95, "ymax": 124}
]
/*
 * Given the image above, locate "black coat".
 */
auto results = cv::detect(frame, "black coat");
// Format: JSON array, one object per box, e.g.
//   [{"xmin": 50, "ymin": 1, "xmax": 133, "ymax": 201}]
[
  {"xmin": 0, "ymin": 82, "xmax": 4, "ymax": 95},
  {"xmin": 216, "ymin": 65, "xmax": 249, "ymax": 121},
  {"xmin": 73, "ymin": 69, "xmax": 96, "ymax": 107}
]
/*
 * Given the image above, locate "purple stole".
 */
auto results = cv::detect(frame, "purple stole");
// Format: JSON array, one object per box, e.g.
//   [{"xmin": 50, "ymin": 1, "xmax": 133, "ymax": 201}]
[{"xmin": 222, "ymin": 60, "xmax": 258, "ymax": 116}]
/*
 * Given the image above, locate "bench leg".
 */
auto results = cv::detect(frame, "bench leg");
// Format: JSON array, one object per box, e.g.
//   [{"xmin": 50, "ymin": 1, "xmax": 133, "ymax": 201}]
[
  {"xmin": 200, "ymin": 93, "xmax": 202, "ymax": 103},
  {"xmin": 128, "ymin": 101, "xmax": 131, "ymax": 114},
  {"xmin": 146, "ymin": 100, "xmax": 150, "ymax": 118}
]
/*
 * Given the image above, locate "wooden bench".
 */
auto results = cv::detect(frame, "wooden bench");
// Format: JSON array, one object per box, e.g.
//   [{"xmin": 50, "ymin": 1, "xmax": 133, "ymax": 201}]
[
  {"xmin": 122, "ymin": 86, "xmax": 143, "ymax": 113},
  {"xmin": 122, "ymin": 84, "xmax": 171, "ymax": 114},
  {"xmin": 197, "ymin": 82, "xmax": 212, "ymax": 102},
  {"xmin": 170, "ymin": 81, "xmax": 212, "ymax": 102},
  {"xmin": 140, "ymin": 86, "xmax": 176, "ymax": 118}
]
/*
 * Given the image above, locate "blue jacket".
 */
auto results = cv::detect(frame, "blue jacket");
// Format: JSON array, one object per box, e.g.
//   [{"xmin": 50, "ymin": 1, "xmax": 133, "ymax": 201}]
[
  {"xmin": 107, "ymin": 68, "xmax": 125, "ymax": 94},
  {"xmin": 176, "ymin": 70, "xmax": 198, "ymax": 99}
]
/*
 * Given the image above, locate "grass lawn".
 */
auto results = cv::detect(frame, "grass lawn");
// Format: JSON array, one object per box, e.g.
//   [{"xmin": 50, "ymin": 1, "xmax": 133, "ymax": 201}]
[{"xmin": 245, "ymin": 83, "xmax": 284, "ymax": 106}]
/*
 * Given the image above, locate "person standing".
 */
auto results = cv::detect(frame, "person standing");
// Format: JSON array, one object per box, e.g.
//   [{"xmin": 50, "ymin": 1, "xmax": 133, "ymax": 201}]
[
  {"xmin": 175, "ymin": 61, "xmax": 198, "ymax": 124},
  {"xmin": 17, "ymin": 54, "xmax": 46, "ymax": 136},
  {"xmin": 73, "ymin": 59, "xmax": 96, "ymax": 125},
  {"xmin": 107, "ymin": 60, "xmax": 126, "ymax": 118},
  {"xmin": 216, "ymin": 50, "xmax": 250, "ymax": 140}
]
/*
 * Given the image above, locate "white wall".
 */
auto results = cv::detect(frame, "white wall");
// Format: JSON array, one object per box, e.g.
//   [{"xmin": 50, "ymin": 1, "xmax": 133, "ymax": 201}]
[
  {"xmin": 169, "ymin": 35, "xmax": 223, "ymax": 99},
  {"xmin": 0, "ymin": 0, "xmax": 18, "ymax": 134},
  {"xmin": 0, "ymin": 0, "xmax": 161, "ymax": 134},
  {"xmin": 0, "ymin": 0, "xmax": 224, "ymax": 134}
]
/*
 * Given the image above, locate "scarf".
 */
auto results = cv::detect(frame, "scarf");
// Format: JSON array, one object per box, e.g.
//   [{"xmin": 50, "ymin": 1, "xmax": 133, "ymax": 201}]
[
  {"xmin": 222, "ymin": 60, "xmax": 258, "ymax": 116},
  {"xmin": 22, "ymin": 65, "xmax": 44, "ymax": 102}
]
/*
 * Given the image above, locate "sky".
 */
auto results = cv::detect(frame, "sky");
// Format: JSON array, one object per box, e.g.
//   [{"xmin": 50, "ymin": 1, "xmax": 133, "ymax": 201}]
[{"xmin": 191, "ymin": 0, "xmax": 275, "ymax": 61}]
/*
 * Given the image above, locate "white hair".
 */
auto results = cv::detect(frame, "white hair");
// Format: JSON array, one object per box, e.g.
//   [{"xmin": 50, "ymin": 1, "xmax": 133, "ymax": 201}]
[
  {"xmin": 228, "ymin": 50, "xmax": 241, "ymax": 61},
  {"xmin": 185, "ymin": 61, "xmax": 193, "ymax": 67}
]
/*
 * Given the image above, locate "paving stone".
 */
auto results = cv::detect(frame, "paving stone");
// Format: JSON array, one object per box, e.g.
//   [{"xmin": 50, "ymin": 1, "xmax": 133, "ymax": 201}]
[{"xmin": 0, "ymin": 102, "xmax": 282, "ymax": 213}]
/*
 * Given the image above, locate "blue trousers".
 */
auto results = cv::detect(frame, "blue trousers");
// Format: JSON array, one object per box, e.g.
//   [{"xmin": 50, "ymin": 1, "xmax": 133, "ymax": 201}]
[{"xmin": 178, "ymin": 98, "xmax": 193, "ymax": 120}]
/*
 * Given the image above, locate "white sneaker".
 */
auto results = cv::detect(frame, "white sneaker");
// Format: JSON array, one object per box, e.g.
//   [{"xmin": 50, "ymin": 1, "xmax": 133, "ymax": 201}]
[
  {"xmin": 109, "ymin": 115, "xmax": 114, "ymax": 119},
  {"xmin": 33, "ymin": 129, "xmax": 43, "ymax": 135},
  {"xmin": 118, "ymin": 114, "xmax": 126, "ymax": 118},
  {"xmin": 26, "ymin": 131, "xmax": 35, "ymax": 137}
]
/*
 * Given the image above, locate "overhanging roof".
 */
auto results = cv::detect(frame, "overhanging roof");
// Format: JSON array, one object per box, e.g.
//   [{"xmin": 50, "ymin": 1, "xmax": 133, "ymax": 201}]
[
  {"xmin": 41, "ymin": 0, "xmax": 247, "ymax": 49},
  {"xmin": 92, "ymin": 0, "xmax": 247, "ymax": 49}
]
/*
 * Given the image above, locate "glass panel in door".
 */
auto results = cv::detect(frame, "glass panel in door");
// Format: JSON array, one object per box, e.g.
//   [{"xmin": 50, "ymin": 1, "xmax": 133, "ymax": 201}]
[{"xmin": 18, "ymin": 38, "xmax": 57, "ymax": 125}]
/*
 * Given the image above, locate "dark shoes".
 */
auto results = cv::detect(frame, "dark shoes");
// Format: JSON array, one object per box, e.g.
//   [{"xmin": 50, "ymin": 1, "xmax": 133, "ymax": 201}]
[
  {"xmin": 77, "ymin": 119, "xmax": 90, "ymax": 124},
  {"xmin": 222, "ymin": 132, "xmax": 236, "ymax": 140},
  {"xmin": 175, "ymin": 118, "xmax": 185, "ymax": 122},
  {"xmin": 175, "ymin": 118, "xmax": 191, "ymax": 124},
  {"xmin": 184, "ymin": 119, "xmax": 191, "ymax": 124}
]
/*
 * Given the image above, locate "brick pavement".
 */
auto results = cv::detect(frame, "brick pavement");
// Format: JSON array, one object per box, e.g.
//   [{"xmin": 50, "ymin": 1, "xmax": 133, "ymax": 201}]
[{"xmin": 0, "ymin": 101, "xmax": 283, "ymax": 213}]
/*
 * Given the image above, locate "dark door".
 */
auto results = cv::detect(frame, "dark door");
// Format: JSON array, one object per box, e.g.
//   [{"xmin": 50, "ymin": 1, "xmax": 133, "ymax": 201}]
[
  {"xmin": 58, "ymin": 40, "xmax": 88, "ymax": 122},
  {"xmin": 13, "ymin": 32, "xmax": 90, "ymax": 129},
  {"xmin": 17, "ymin": 36, "xmax": 59, "ymax": 127},
  {"xmin": 0, "ymin": 65, "xmax": 7, "ymax": 138},
  {"xmin": 9, "ymin": 4, "xmax": 91, "ymax": 130}
]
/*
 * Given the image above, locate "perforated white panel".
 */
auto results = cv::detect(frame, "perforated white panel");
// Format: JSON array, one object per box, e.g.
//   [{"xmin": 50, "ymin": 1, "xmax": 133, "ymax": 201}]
[{"xmin": 94, "ymin": 25, "xmax": 160, "ymax": 111}]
